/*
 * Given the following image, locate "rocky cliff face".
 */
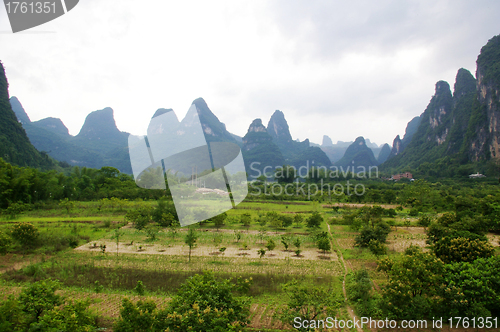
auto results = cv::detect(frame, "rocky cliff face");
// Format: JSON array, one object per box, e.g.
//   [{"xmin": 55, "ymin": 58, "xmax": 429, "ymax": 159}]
[
  {"xmin": 465, "ymin": 35, "xmax": 500, "ymax": 161},
  {"xmin": 242, "ymin": 119, "xmax": 284, "ymax": 177},
  {"xmin": 192, "ymin": 98, "xmax": 236, "ymax": 144},
  {"xmin": 382, "ymin": 35, "xmax": 500, "ymax": 174},
  {"xmin": 0, "ymin": 62, "xmax": 53, "ymax": 168},
  {"xmin": 267, "ymin": 110, "xmax": 293, "ymax": 147},
  {"xmin": 242, "ymin": 119, "xmax": 272, "ymax": 151}
]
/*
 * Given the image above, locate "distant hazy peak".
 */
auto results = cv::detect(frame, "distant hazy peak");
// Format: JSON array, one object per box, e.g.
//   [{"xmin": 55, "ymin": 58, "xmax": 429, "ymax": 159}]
[
  {"xmin": 267, "ymin": 110, "xmax": 293, "ymax": 145},
  {"xmin": 77, "ymin": 107, "xmax": 121, "ymax": 139},
  {"xmin": 10, "ymin": 96, "xmax": 31, "ymax": 124},
  {"xmin": 152, "ymin": 108, "xmax": 175, "ymax": 119},
  {"xmin": 322, "ymin": 135, "xmax": 333, "ymax": 147}
]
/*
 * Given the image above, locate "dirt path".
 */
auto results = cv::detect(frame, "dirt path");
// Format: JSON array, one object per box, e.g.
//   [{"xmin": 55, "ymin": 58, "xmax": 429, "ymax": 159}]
[{"xmin": 327, "ymin": 223, "xmax": 364, "ymax": 332}]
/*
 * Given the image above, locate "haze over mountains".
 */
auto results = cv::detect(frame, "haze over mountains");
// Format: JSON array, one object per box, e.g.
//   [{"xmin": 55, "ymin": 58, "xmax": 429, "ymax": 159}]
[{"xmin": 2, "ymin": 34, "xmax": 500, "ymax": 178}]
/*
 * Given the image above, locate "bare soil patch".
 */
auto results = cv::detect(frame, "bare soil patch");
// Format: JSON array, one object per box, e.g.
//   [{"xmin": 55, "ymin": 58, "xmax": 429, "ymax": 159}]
[{"xmin": 76, "ymin": 241, "xmax": 339, "ymax": 261}]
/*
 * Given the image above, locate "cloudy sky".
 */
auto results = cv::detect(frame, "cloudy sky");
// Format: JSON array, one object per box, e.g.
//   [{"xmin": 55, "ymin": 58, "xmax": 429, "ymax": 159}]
[{"xmin": 1, "ymin": 0, "xmax": 499, "ymax": 147}]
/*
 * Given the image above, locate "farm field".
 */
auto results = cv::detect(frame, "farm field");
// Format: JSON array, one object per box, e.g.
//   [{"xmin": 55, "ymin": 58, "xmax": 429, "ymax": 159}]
[{"xmin": 1, "ymin": 197, "xmax": 499, "ymax": 331}]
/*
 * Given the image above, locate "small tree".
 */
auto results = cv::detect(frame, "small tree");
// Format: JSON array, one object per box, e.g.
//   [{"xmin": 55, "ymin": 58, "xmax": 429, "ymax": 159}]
[
  {"xmin": 293, "ymin": 237, "xmax": 302, "ymax": 256},
  {"xmin": 126, "ymin": 207, "xmax": 152, "ymax": 230},
  {"xmin": 257, "ymin": 248, "xmax": 266, "ymax": 258},
  {"xmin": 266, "ymin": 239, "xmax": 276, "ymax": 254},
  {"xmin": 317, "ymin": 237, "xmax": 331, "ymax": 254},
  {"xmin": 19, "ymin": 280, "xmax": 62, "ymax": 324},
  {"xmin": 112, "ymin": 229, "xmax": 122, "ymax": 256},
  {"xmin": 161, "ymin": 272, "xmax": 250, "ymax": 331},
  {"xmin": 234, "ymin": 230, "xmax": 242, "ymax": 243},
  {"xmin": 307, "ymin": 212, "xmax": 323, "ymax": 229},
  {"xmin": 281, "ymin": 236, "xmax": 290, "ymax": 251},
  {"xmin": 212, "ymin": 212, "xmax": 227, "ymax": 231},
  {"xmin": 279, "ymin": 282, "xmax": 339, "ymax": 331},
  {"xmin": 184, "ymin": 228, "xmax": 198, "ymax": 262},
  {"xmin": 241, "ymin": 213, "xmax": 252, "ymax": 231},
  {"xmin": 145, "ymin": 224, "xmax": 160, "ymax": 242},
  {"xmin": 293, "ymin": 214, "xmax": 304, "ymax": 228}
]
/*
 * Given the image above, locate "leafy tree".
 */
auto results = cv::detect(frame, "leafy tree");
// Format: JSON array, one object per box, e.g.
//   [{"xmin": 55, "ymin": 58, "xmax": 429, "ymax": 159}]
[
  {"xmin": 151, "ymin": 197, "xmax": 178, "ymax": 227},
  {"xmin": 212, "ymin": 212, "xmax": 227, "ymax": 231},
  {"xmin": 35, "ymin": 300, "xmax": 97, "ymax": 332},
  {"xmin": 0, "ymin": 296, "xmax": 24, "ymax": 332},
  {"xmin": 19, "ymin": 280, "xmax": 62, "ymax": 324},
  {"xmin": 368, "ymin": 239, "xmax": 386, "ymax": 256},
  {"xmin": 257, "ymin": 248, "xmax": 266, "ymax": 258},
  {"xmin": 377, "ymin": 247, "xmax": 445, "ymax": 319},
  {"xmin": 293, "ymin": 214, "xmax": 303, "ymax": 227},
  {"xmin": 160, "ymin": 272, "xmax": 250, "ymax": 331},
  {"xmin": 281, "ymin": 236, "xmax": 290, "ymax": 251},
  {"xmin": 317, "ymin": 237, "xmax": 331, "ymax": 254},
  {"xmin": 126, "ymin": 207, "xmax": 152, "ymax": 230},
  {"xmin": 114, "ymin": 298, "xmax": 158, "ymax": 332},
  {"xmin": 134, "ymin": 280, "xmax": 146, "ymax": 296},
  {"xmin": 265, "ymin": 239, "xmax": 276, "ymax": 254},
  {"xmin": 240, "ymin": 213, "xmax": 251, "ymax": 230},
  {"xmin": 433, "ymin": 237, "xmax": 494, "ymax": 264},
  {"xmin": 442, "ymin": 255, "xmax": 500, "ymax": 317},
  {"xmin": 280, "ymin": 215, "xmax": 293, "ymax": 228},
  {"xmin": 278, "ymin": 282, "xmax": 340, "ymax": 331},
  {"xmin": 354, "ymin": 222, "xmax": 391, "ymax": 247},
  {"xmin": 184, "ymin": 228, "xmax": 198, "ymax": 262},
  {"xmin": 306, "ymin": 212, "xmax": 323, "ymax": 229},
  {"xmin": 145, "ymin": 224, "xmax": 160, "ymax": 242}
]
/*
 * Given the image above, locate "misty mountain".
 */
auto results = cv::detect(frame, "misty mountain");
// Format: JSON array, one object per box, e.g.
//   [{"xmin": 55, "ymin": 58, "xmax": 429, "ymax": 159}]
[
  {"xmin": 334, "ymin": 136, "xmax": 378, "ymax": 172},
  {"xmin": 267, "ymin": 110, "xmax": 331, "ymax": 169},
  {"xmin": 242, "ymin": 119, "xmax": 284, "ymax": 178},
  {"xmin": 382, "ymin": 34, "xmax": 500, "ymax": 176}
]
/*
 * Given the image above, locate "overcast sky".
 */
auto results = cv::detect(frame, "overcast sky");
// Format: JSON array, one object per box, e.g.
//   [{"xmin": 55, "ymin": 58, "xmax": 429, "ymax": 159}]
[{"xmin": 1, "ymin": 1, "xmax": 499, "ymax": 147}]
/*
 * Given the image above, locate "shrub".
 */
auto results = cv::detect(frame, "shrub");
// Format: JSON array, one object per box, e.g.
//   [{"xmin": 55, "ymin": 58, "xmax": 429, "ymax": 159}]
[
  {"xmin": 306, "ymin": 212, "xmax": 323, "ymax": 228},
  {"xmin": 160, "ymin": 272, "xmax": 250, "ymax": 331},
  {"xmin": 0, "ymin": 231, "xmax": 12, "ymax": 255},
  {"xmin": 11, "ymin": 223, "xmax": 39, "ymax": 249}
]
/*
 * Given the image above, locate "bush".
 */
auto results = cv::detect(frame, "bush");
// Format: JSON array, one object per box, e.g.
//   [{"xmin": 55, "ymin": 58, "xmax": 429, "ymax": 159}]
[
  {"xmin": 11, "ymin": 223, "xmax": 39, "ymax": 249},
  {"xmin": 114, "ymin": 298, "xmax": 158, "ymax": 332},
  {"xmin": 126, "ymin": 207, "xmax": 152, "ymax": 230},
  {"xmin": 278, "ymin": 282, "xmax": 340, "ymax": 331},
  {"xmin": 161, "ymin": 272, "xmax": 250, "ymax": 331},
  {"xmin": 0, "ymin": 231, "xmax": 11, "ymax": 255},
  {"xmin": 354, "ymin": 222, "xmax": 391, "ymax": 247},
  {"xmin": 306, "ymin": 212, "xmax": 323, "ymax": 228},
  {"xmin": 368, "ymin": 239, "xmax": 387, "ymax": 256}
]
